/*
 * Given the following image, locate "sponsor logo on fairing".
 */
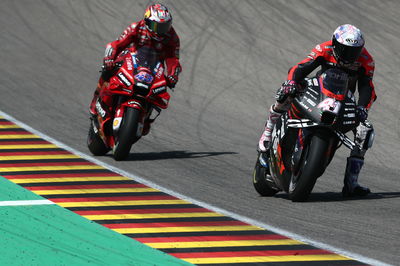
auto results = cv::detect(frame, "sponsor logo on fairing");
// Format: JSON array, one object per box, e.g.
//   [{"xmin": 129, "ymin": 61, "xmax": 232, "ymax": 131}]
[
  {"xmin": 134, "ymin": 71, "xmax": 154, "ymax": 83},
  {"xmin": 153, "ymin": 86, "xmax": 167, "ymax": 94},
  {"xmin": 95, "ymin": 101, "xmax": 106, "ymax": 118},
  {"xmin": 118, "ymin": 72, "xmax": 132, "ymax": 87},
  {"xmin": 306, "ymin": 91, "xmax": 317, "ymax": 100},
  {"xmin": 299, "ymin": 100, "xmax": 312, "ymax": 112},
  {"xmin": 318, "ymin": 98, "xmax": 341, "ymax": 114},
  {"xmin": 344, "ymin": 113, "xmax": 356, "ymax": 118},
  {"xmin": 113, "ymin": 117, "xmax": 122, "ymax": 130},
  {"xmin": 306, "ymin": 98, "xmax": 316, "ymax": 107},
  {"xmin": 126, "ymin": 57, "xmax": 133, "ymax": 70},
  {"xmin": 127, "ymin": 100, "xmax": 142, "ymax": 107}
]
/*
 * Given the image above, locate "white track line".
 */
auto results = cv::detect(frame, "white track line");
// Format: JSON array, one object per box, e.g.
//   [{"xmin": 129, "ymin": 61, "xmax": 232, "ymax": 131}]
[
  {"xmin": 0, "ymin": 110, "xmax": 391, "ymax": 266},
  {"xmin": 0, "ymin": 200, "xmax": 55, "ymax": 206}
]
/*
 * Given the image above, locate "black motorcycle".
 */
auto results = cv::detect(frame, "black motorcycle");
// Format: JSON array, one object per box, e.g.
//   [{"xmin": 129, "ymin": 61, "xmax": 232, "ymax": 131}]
[{"xmin": 253, "ymin": 69, "xmax": 370, "ymax": 202}]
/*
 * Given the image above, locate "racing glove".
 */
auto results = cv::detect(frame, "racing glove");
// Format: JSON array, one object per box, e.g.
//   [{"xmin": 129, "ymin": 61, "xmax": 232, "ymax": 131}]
[
  {"xmin": 356, "ymin": 106, "xmax": 368, "ymax": 122},
  {"xmin": 103, "ymin": 57, "xmax": 115, "ymax": 70},
  {"xmin": 167, "ymin": 74, "xmax": 178, "ymax": 89},
  {"xmin": 275, "ymin": 80, "xmax": 299, "ymax": 103},
  {"xmin": 103, "ymin": 45, "xmax": 116, "ymax": 70}
]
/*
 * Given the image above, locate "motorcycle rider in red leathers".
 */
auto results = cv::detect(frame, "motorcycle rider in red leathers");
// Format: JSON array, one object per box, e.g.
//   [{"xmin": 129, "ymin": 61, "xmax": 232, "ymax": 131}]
[
  {"xmin": 258, "ymin": 24, "xmax": 376, "ymax": 197},
  {"xmin": 89, "ymin": 4, "xmax": 181, "ymax": 135}
]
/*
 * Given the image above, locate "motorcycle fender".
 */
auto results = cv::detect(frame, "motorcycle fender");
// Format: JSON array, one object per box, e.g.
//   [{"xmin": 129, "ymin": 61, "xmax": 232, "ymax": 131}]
[
  {"xmin": 124, "ymin": 100, "xmax": 144, "ymax": 110},
  {"xmin": 119, "ymin": 102, "xmax": 145, "ymax": 138}
]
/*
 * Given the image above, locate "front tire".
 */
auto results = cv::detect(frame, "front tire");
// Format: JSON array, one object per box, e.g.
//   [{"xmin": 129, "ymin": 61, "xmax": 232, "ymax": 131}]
[
  {"xmin": 113, "ymin": 107, "xmax": 140, "ymax": 161},
  {"xmin": 253, "ymin": 154, "xmax": 279, "ymax": 196},
  {"xmin": 289, "ymin": 133, "xmax": 330, "ymax": 202}
]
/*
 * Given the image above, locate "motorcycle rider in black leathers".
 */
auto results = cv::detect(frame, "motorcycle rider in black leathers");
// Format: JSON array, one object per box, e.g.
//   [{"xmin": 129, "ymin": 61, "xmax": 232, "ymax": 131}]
[{"xmin": 258, "ymin": 24, "xmax": 376, "ymax": 197}]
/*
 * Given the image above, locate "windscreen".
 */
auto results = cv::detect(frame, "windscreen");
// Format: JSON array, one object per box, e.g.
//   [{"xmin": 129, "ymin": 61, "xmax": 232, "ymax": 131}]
[
  {"xmin": 319, "ymin": 69, "xmax": 349, "ymax": 100},
  {"xmin": 133, "ymin": 46, "xmax": 159, "ymax": 70}
]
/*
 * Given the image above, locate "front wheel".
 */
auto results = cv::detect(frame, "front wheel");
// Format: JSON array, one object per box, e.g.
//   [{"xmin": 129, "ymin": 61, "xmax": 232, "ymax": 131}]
[
  {"xmin": 113, "ymin": 107, "xmax": 141, "ymax": 161},
  {"xmin": 253, "ymin": 153, "xmax": 279, "ymax": 196},
  {"xmin": 289, "ymin": 133, "xmax": 330, "ymax": 202}
]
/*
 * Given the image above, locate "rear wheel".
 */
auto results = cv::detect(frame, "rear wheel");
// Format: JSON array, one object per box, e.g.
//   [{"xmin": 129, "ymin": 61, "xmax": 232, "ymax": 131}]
[
  {"xmin": 113, "ymin": 108, "xmax": 140, "ymax": 161},
  {"xmin": 289, "ymin": 133, "xmax": 330, "ymax": 202},
  {"xmin": 253, "ymin": 153, "xmax": 279, "ymax": 196},
  {"xmin": 87, "ymin": 120, "xmax": 109, "ymax": 156}
]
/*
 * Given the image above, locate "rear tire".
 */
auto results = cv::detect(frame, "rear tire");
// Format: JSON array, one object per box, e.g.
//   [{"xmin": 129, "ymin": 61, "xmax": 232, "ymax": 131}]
[
  {"xmin": 113, "ymin": 108, "xmax": 140, "ymax": 161},
  {"xmin": 87, "ymin": 121, "xmax": 109, "ymax": 156},
  {"xmin": 253, "ymin": 154, "xmax": 279, "ymax": 196},
  {"xmin": 289, "ymin": 133, "xmax": 329, "ymax": 202}
]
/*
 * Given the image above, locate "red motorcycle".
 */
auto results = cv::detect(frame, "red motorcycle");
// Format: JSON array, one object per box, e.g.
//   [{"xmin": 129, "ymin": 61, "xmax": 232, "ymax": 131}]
[{"xmin": 87, "ymin": 46, "xmax": 170, "ymax": 160}]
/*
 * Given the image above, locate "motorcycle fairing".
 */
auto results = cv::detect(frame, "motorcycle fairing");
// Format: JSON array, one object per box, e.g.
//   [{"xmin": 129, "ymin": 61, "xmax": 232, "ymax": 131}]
[
  {"xmin": 269, "ymin": 114, "xmax": 297, "ymax": 191},
  {"xmin": 294, "ymin": 78, "xmax": 358, "ymax": 133},
  {"xmin": 92, "ymin": 46, "xmax": 173, "ymax": 152}
]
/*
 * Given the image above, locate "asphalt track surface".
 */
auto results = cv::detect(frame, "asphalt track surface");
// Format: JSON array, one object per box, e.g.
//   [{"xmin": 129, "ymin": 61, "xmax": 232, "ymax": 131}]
[{"xmin": 0, "ymin": 0, "xmax": 399, "ymax": 265}]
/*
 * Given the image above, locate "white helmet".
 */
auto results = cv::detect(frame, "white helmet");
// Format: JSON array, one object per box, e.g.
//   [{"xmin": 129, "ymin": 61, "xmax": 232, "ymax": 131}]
[{"xmin": 332, "ymin": 24, "xmax": 365, "ymax": 64}]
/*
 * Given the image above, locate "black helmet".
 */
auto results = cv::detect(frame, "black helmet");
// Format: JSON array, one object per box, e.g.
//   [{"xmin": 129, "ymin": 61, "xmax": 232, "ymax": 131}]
[{"xmin": 332, "ymin": 24, "xmax": 365, "ymax": 64}]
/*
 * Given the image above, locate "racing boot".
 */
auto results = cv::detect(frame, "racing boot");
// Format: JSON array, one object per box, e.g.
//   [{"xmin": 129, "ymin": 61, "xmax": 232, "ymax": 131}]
[
  {"xmin": 342, "ymin": 156, "xmax": 371, "ymax": 197},
  {"xmin": 258, "ymin": 105, "xmax": 284, "ymax": 153}
]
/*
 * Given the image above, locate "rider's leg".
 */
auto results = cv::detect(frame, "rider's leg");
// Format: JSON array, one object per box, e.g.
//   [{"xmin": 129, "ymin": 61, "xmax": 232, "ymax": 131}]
[
  {"xmin": 258, "ymin": 83, "xmax": 297, "ymax": 152},
  {"xmin": 343, "ymin": 121, "xmax": 375, "ymax": 197},
  {"xmin": 258, "ymin": 104, "xmax": 285, "ymax": 152},
  {"xmin": 89, "ymin": 70, "xmax": 115, "ymax": 116},
  {"xmin": 258, "ymin": 97, "xmax": 292, "ymax": 152}
]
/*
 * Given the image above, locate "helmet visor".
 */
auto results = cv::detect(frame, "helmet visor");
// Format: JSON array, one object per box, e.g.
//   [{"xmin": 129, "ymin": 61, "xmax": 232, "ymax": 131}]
[
  {"xmin": 333, "ymin": 39, "xmax": 363, "ymax": 63},
  {"xmin": 339, "ymin": 45, "xmax": 363, "ymax": 63},
  {"xmin": 146, "ymin": 19, "xmax": 172, "ymax": 35}
]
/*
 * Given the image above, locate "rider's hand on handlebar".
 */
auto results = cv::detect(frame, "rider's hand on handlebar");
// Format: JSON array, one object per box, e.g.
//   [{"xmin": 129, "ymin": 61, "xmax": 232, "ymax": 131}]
[
  {"xmin": 356, "ymin": 106, "xmax": 368, "ymax": 122},
  {"xmin": 103, "ymin": 57, "xmax": 115, "ymax": 70},
  {"xmin": 167, "ymin": 75, "xmax": 178, "ymax": 89},
  {"xmin": 276, "ymin": 80, "xmax": 299, "ymax": 103}
]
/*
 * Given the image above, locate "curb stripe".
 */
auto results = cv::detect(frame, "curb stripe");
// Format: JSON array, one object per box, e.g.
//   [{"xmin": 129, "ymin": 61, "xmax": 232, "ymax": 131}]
[
  {"xmin": 149, "ymin": 240, "xmax": 304, "ymax": 249},
  {"xmin": 0, "ymin": 199, "xmax": 55, "ymax": 206},
  {"xmin": 171, "ymin": 249, "xmax": 330, "ymax": 257},
  {"xmin": 184, "ymin": 254, "xmax": 349, "ymax": 264},
  {"xmin": 12, "ymin": 177, "xmax": 133, "ymax": 183}
]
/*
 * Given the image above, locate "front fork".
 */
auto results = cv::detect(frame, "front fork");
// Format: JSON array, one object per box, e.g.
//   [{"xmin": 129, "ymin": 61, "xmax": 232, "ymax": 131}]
[{"xmin": 291, "ymin": 128, "xmax": 307, "ymax": 175}]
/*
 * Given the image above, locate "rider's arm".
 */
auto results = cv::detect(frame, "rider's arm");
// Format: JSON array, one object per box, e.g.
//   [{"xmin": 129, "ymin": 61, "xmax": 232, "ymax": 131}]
[
  {"xmin": 287, "ymin": 42, "xmax": 328, "ymax": 82},
  {"xmin": 357, "ymin": 50, "xmax": 377, "ymax": 110},
  {"xmin": 164, "ymin": 28, "xmax": 182, "ymax": 79},
  {"xmin": 105, "ymin": 22, "xmax": 139, "ymax": 61}
]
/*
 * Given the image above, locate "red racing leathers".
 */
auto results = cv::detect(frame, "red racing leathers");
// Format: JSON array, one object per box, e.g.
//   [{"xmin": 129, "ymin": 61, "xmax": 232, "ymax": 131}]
[
  {"xmin": 104, "ymin": 20, "xmax": 181, "ymax": 84},
  {"xmin": 90, "ymin": 20, "xmax": 181, "ymax": 116}
]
